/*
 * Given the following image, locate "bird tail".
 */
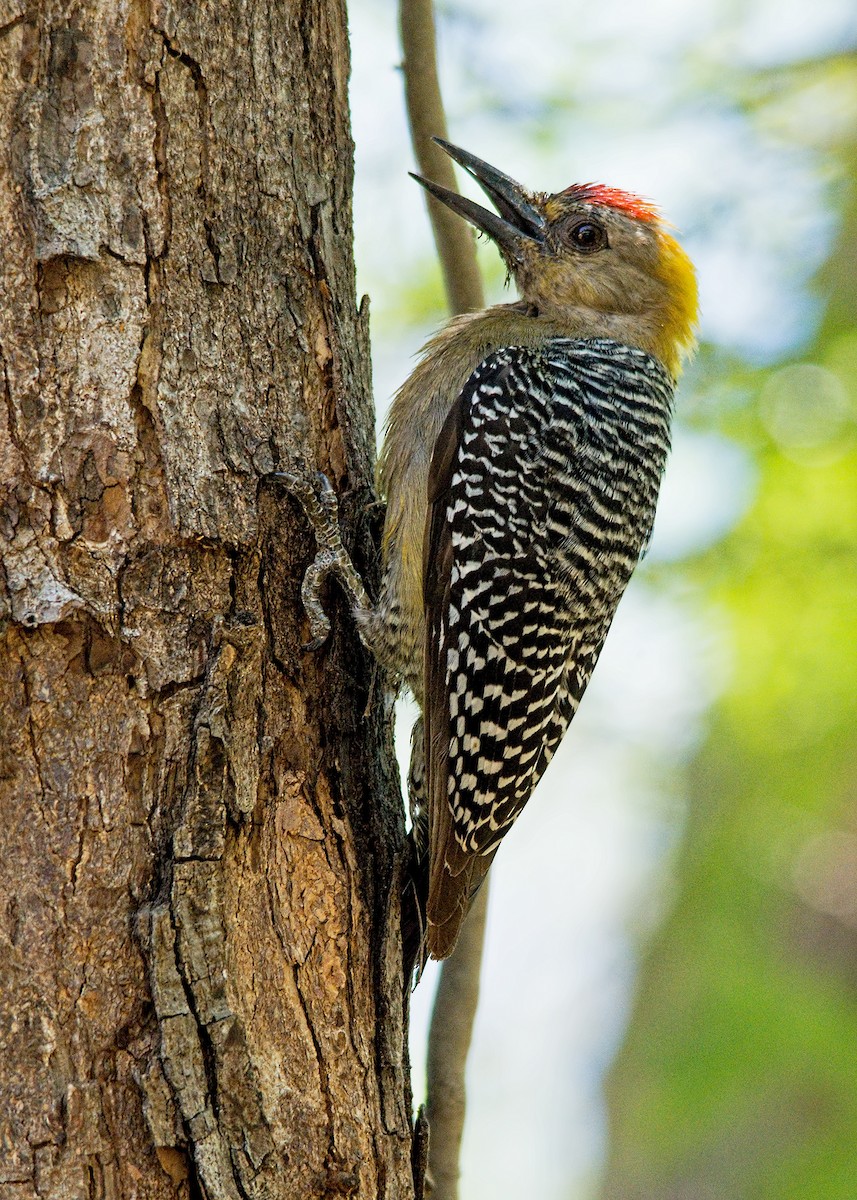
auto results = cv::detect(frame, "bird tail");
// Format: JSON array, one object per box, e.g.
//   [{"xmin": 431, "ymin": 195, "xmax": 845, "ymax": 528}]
[{"xmin": 401, "ymin": 829, "xmax": 430, "ymax": 985}]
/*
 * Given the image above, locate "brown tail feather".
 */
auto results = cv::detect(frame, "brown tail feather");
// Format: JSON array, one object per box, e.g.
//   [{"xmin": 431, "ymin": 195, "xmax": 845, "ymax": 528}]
[{"xmin": 426, "ymin": 822, "xmax": 496, "ymax": 959}]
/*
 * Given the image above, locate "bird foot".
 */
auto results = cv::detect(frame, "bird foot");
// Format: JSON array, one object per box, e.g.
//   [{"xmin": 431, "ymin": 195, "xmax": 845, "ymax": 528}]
[{"xmin": 270, "ymin": 470, "xmax": 372, "ymax": 650}]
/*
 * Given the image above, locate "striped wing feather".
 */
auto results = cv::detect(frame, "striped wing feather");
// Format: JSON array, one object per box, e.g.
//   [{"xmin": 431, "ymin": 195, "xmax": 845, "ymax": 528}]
[
  {"xmin": 422, "ymin": 340, "xmax": 674, "ymax": 958},
  {"xmin": 423, "ymin": 393, "xmax": 496, "ymax": 955}
]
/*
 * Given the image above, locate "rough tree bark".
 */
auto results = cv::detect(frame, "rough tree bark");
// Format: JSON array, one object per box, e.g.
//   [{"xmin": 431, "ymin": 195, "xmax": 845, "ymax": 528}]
[{"xmin": 0, "ymin": 2, "xmax": 415, "ymax": 1197}]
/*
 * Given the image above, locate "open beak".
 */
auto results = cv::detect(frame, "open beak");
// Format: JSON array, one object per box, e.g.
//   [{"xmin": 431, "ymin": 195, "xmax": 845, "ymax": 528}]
[{"xmin": 411, "ymin": 139, "xmax": 546, "ymax": 263}]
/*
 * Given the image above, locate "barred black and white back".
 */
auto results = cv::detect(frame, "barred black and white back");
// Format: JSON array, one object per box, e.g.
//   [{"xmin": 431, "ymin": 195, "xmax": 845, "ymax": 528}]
[{"xmin": 423, "ymin": 337, "xmax": 675, "ymax": 956}]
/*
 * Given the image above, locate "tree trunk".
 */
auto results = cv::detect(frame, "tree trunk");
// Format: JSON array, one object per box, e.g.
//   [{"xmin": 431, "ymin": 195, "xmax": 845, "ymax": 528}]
[{"xmin": 0, "ymin": 2, "xmax": 414, "ymax": 1197}]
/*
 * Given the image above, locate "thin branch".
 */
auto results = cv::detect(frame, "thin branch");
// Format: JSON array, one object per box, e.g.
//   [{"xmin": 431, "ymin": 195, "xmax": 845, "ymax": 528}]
[
  {"xmin": 399, "ymin": 0, "xmax": 485, "ymax": 315},
  {"xmin": 425, "ymin": 883, "xmax": 489, "ymax": 1200}
]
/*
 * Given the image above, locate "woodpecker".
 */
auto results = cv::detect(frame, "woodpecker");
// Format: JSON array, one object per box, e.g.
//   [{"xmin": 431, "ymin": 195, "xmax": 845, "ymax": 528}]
[{"xmin": 290, "ymin": 140, "xmax": 698, "ymax": 963}]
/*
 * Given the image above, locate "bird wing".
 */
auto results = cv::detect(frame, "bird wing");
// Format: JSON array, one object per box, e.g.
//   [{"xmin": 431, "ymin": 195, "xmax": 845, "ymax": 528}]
[
  {"xmin": 423, "ymin": 347, "xmax": 578, "ymax": 957},
  {"xmin": 422, "ymin": 339, "xmax": 674, "ymax": 958}
]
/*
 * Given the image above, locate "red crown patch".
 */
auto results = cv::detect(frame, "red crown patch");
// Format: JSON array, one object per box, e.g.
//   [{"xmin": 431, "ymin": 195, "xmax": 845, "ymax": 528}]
[{"xmin": 561, "ymin": 184, "xmax": 659, "ymax": 223}]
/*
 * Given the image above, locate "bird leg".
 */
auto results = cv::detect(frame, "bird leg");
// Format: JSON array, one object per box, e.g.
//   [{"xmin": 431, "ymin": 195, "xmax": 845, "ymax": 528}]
[{"xmin": 271, "ymin": 470, "xmax": 373, "ymax": 651}]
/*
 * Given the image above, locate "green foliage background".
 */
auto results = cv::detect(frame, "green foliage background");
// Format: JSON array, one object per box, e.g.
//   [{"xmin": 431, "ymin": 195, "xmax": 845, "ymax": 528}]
[{"xmin": 602, "ymin": 53, "xmax": 857, "ymax": 1200}]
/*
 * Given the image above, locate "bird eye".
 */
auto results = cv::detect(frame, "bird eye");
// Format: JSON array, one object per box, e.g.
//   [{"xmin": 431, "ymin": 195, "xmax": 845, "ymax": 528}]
[{"xmin": 568, "ymin": 221, "xmax": 607, "ymax": 252}]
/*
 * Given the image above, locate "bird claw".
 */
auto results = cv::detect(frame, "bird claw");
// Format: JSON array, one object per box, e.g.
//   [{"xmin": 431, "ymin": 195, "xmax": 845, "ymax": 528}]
[
  {"xmin": 300, "ymin": 546, "xmax": 338, "ymax": 648},
  {"xmin": 269, "ymin": 469, "xmax": 371, "ymax": 652}
]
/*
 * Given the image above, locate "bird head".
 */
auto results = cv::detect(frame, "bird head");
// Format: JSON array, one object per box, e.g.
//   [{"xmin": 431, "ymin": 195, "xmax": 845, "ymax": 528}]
[{"xmin": 412, "ymin": 139, "xmax": 699, "ymax": 379}]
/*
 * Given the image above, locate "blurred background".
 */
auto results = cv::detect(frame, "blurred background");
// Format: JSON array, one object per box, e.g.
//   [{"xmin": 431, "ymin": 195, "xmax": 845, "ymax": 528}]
[{"xmin": 349, "ymin": 1, "xmax": 857, "ymax": 1196}]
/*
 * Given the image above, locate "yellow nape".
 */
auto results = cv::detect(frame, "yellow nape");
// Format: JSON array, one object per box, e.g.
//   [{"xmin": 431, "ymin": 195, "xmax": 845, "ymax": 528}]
[{"xmin": 652, "ymin": 229, "xmax": 699, "ymax": 378}]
